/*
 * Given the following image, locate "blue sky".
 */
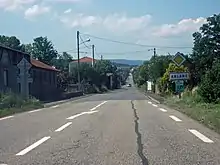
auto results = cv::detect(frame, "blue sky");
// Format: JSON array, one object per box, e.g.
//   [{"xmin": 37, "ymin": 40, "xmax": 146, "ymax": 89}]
[{"xmin": 0, "ymin": 0, "xmax": 219, "ymax": 60}]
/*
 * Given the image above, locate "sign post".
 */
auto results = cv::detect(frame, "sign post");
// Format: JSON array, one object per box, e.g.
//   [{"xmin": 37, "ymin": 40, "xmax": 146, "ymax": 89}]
[
  {"xmin": 170, "ymin": 52, "xmax": 189, "ymax": 98},
  {"xmin": 17, "ymin": 58, "xmax": 33, "ymax": 99}
]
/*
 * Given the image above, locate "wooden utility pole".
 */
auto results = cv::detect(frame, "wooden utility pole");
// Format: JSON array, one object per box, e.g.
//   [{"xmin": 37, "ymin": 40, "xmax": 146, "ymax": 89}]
[
  {"xmin": 77, "ymin": 31, "xmax": 80, "ymax": 90},
  {"xmin": 92, "ymin": 44, "xmax": 95, "ymax": 67}
]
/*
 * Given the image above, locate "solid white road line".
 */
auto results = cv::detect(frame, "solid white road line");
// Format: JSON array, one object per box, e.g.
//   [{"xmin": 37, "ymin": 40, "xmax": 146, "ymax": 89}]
[
  {"xmin": 159, "ymin": 108, "xmax": 167, "ymax": 112},
  {"xmin": 169, "ymin": 115, "xmax": 182, "ymax": 122},
  {"xmin": 16, "ymin": 136, "xmax": 51, "ymax": 156},
  {"xmin": 55, "ymin": 122, "xmax": 72, "ymax": 132},
  {"xmin": 152, "ymin": 104, "xmax": 158, "ymax": 107},
  {"xmin": 51, "ymin": 105, "xmax": 59, "ymax": 108},
  {"xmin": 67, "ymin": 111, "xmax": 99, "ymax": 120},
  {"xmin": 28, "ymin": 109, "xmax": 43, "ymax": 113},
  {"xmin": 189, "ymin": 129, "xmax": 214, "ymax": 143},
  {"xmin": 148, "ymin": 101, "xmax": 152, "ymax": 104},
  {"xmin": 90, "ymin": 101, "xmax": 108, "ymax": 111},
  {"xmin": 0, "ymin": 116, "xmax": 14, "ymax": 121}
]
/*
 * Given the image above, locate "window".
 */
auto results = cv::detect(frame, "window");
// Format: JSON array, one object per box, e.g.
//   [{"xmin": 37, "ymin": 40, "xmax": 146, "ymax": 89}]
[{"xmin": 3, "ymin": 70, "xmax": 8, "ymax": 86}]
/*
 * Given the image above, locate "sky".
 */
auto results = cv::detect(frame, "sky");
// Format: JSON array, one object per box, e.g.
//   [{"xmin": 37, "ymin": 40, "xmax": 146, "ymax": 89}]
[{"xmin": 0, "ymin": 0, "xmax": 220, "ymax": 60}]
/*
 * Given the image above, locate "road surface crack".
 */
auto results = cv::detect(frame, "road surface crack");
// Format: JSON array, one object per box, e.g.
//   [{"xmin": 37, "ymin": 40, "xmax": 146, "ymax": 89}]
[{"xmin": 131, "ymin": 100, "xmax": 148, "ymax": 165}]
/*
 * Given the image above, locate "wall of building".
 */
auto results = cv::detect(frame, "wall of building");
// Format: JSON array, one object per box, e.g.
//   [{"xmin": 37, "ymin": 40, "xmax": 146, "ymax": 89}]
[
  {"xmin": 0, "ymin": 46, "xmax": 30, "ymax": 93},
  {"xmin": 30, "ymin": 67, "xmax": 61, "ymax": 101}
]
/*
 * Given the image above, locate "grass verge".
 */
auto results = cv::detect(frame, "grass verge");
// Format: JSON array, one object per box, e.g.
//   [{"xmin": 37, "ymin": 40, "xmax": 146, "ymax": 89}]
[
  {"xmin": 0, "ymin": 92, "xmax": 43, "ymax": 118},
  {"xmin": 164, "ymin": 95, "xmax": 220, "ymax": 134}
]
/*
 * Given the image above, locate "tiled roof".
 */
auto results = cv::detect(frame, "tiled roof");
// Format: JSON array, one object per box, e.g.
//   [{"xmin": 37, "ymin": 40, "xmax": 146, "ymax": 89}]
[
  {"xmin": 71, "ymin": 56, "xmax": 97, "ymax": 63},
  {"xmin": 31, "ymin": 59, "xmax": 60, "ymax": 72}
]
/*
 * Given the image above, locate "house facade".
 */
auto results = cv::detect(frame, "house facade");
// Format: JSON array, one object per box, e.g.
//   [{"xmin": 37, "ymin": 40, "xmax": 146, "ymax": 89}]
[
  {"xmin": 0, "ymin": 45, "xmax": 60, "ymax": 101},
  {"xmin": 69, "ymin": 56, "xmax": 97, "ymax": 73}
]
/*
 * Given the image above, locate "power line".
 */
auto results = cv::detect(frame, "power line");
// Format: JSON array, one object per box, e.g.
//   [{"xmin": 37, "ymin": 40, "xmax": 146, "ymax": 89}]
[
  {"xmin": 79, "ymin": 35, "xmax": 92, "ymax": 49},
  {"xmin": 80, "ymin": 32, "xmax": 193, "ymax": 49}
]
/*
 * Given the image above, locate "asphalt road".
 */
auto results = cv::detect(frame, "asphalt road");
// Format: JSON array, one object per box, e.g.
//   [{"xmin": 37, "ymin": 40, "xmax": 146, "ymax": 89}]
[{"xmin": 1, "ymin": 84, "xmax": 220, "ymax": 164}]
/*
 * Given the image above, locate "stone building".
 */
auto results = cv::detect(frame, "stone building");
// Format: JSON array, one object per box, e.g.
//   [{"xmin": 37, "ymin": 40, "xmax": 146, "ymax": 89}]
[{"xmin": 0, "ymin": 44, "xmax": 60, "ymax": 101}]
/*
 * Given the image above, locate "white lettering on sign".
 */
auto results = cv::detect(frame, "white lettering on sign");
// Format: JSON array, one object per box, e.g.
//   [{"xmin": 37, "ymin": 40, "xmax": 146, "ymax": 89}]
[{"xmin": 169, "ymin": 72, "xmax": 189, "ymax": 81}]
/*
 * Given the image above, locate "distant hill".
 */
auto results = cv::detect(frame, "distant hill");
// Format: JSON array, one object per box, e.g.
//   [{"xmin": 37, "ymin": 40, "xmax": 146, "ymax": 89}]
[{"xmin": 109, "ymin": 59, "xmax": 144, "ymax": 66}]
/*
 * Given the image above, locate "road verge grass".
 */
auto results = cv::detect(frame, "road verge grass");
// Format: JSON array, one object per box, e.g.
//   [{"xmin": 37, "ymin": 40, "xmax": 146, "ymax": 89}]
[
  {"xmin": 0, "ymin": 92, "xmax": 43, "ymax": 118},
  {"xmin": 164, "ymin": 93, "xmax": 220, "ymax": 133}
]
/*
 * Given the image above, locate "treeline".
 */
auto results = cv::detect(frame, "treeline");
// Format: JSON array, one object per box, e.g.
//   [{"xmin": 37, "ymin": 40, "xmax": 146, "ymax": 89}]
[
  {"xmin": 0, "ymin": 35, "xmax": 130, "ymax": 92},
  {"xmin": 133, "ymin": 13, "xmax": 220, "ymax": 103}
]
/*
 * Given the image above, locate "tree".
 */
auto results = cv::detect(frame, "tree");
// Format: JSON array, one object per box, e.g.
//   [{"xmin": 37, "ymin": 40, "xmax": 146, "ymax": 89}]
[
  {"xmin": 53, "ymin": 52, "xmax": 73, "ymax": 71},
  {"xmin": 198, "ymin": 60, "xmax": 220, "ymax": 103},
  {"xmin": 159, "ymin": 63, "xmax": 188, "ymax": 93},
  {"xmin": 0, "ymin": 35, "xmax": 24, "ymax": 50},
  {"xmin": 191, "ymin": 14, "xmax": 220, "ymax": 82},
  {"xmin": 148, "ymin": 55, "xmax": 171, "ymax": 82},
  {"xmin": 32, "ymin": 37, "xmax": 58, "ymax": 65}
]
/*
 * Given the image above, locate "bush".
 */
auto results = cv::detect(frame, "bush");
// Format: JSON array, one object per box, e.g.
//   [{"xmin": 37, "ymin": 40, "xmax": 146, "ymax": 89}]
[
  {"xmin": 0, "ymin": 92, "xmax": 43, "ymax": 117},
  {"xmin": 198, "ymin": 61, "xmax": 220, "ymax": 103}
]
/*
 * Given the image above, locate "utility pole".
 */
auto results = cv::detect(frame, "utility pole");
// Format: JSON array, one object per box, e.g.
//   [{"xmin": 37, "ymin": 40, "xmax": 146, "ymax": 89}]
[
  {"xmin": 77, "ymin": 31, "xmax": 80, "ymax": 90},
  {"xmin": 92, "ymin": 44, "xmax": 95, "ymax": 67},
  {"xmin": 101, "ymin": 55, "xmax": 103, "ymax": 60},
  {"xmin": 153, "ymin": 48, "xmax": 156, "ymax": 93},
  {"xmin": 153, "ymin": 48, "xmax": 156, "ymax": 59}
]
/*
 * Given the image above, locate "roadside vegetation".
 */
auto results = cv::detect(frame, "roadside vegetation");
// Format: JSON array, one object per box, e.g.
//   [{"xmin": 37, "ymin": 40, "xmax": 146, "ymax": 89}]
[
  {"xmin": 0, "ymin": 92, "xmax": 43, "ymax": 118},
  {"xmin": 132, "ymin": 13, "xmax": 220, "ymax": 133}
]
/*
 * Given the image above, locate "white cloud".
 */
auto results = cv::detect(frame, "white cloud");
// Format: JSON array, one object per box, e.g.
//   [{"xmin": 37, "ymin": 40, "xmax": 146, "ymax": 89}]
[
  {"xmin": 153, "ymin": 17, "xmax": 207, "ymax": 37},
  {"xmin": 0, "ymin": 0, "xmax": 36, "ymax": 11},
  {"xmin": 59, "ymin": 13, "xmax": 152, "ymax": 33},
  {"xmin": 64, "ymin": 8, "xmax": 72, "ymax": 14},
  {"xmin": 24, "ymin": 4, "xmax": 50, "ymax": 20}
]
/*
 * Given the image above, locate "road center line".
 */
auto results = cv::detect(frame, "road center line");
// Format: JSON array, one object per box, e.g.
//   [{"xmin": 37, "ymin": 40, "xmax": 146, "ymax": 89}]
[
  {"xmin": 90, "ymin": 101, "xmax": 108, "ymax": 111},
  {"xmin": 169, "ymin": 115, "xmax": 182, "ymax": 122},
  {"xmin": 67, "ymin": 110, "xmax": 99, "ymax": 120},
  {"xmin": 16, "ymin": 136, "xmax": 51, "ymax": 156},
  {"xmin": 159, "ymin": 108, "xmax": 167, "ymax": 112},
  {"xmin": 152, "ymin": 104, "xmax": 158, "ymax": 107},
  {"xmin": 0, "ymin": 116, "xmax": 14, "ymax": 121},
  {"xmin": 28, "ymin": 109, "xmax": 43, "ymax": 113},
  {"xmin": 55, "ymin": 122, "xmax": 72, "ymax": 132},
  {"xmin": 189, "ymin": 129, "xmax": 214, "ymax": 143},
  {"xmin": 66, "ymin": 112, "xmax": 86, "ymax": 120}
]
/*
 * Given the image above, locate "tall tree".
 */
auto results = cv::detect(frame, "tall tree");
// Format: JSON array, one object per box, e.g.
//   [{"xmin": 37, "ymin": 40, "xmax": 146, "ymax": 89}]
[
  {"xmin": 54, "ymin": 52, "xmax": 73, "ymax": 71},
  {"xmin": 32, "ymin": 36, "xmax": 58, "ymax": 65},
  {"xmin": 191, "ymin": 13, "xmax": 220, "ymax": 81},
  {"xmin": 0, "ymin": 35, "xmax": 23, "ymax": 50}
]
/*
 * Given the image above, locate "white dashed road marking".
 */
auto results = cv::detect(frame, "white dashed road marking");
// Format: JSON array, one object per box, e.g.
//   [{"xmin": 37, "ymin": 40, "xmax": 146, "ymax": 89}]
[
  {"xmin": 189, "ymin": 129, "xmax": 214, "ymax": 143},
  {"xmin": 169, "ymin": 115, "xmax": 182, "ymax": 122},
  {"xmin": 67, "ymin": 111, "xmax": 98, "ymax": 120},
  {"xmin": 152, "ymin": 104, "xmax": 158, "ymax": 107},
  {"xmin": 51, "ymin": 105, "xmax": 59, "ymax": 108},
  {"xmin": 90, "ymin": 101, "xmax": 107, "ymax": 111},
  {"xmin": 28, "ymin": 109, "xmax": 43, "ymax": 113},
  {"xmin": 16, "ymin": 136, "xmax": 51, "ymax": 156},
  {"xmin": 159, "ymin": 108, "xmax": 167, "ymax": 112},
  {"xmin": 148, "ymin": 101, "xmax": 152, "ymax": 104},
  {"xmin": 55, "ymin": 122, "xmax": 72, "ymax": 132},
  {"xmin": 0, "ymin": 116, "xmax": 14, "ymax": 121}
]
